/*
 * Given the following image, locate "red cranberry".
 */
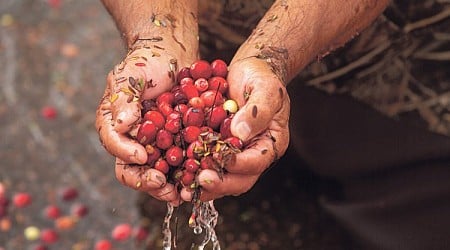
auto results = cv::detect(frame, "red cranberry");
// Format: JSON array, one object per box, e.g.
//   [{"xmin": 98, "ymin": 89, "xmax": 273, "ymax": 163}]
[
  {"xmin": 40, "ymin": 228, "xmax": 59, "ymax": 244},
  {"xmin": 211, "ymin": 59, "xmax": 228, "ymax": 78},
  {"xmin": 154, "ymin": 158, "xmax": 170, "ymax": 174},
  {"xmin": 174, "ymin": 103, "xmax": 188, "ymax": 114},
  {"xmin": 156, "ymin": 129, "xmax": 174, "ymax": 150},
  {"xmin": 157, "ymin": 102, "xmax": 173, "ymax": 117},
  {"xmin": 200, "ymin": 90, "xmax": 224, "ymax": 108},
  {"xmin": 207, "ymin": 106, "xmax": 228, "ymax": 130},
  {"xmin": 225, "ymin": 136, "xmax": 244, "ymax": 150},
  {"xmin": 208, "ymin": 76, "xmax": 229, "ymax": 94},
  {"xmin": 165, "ymin": 146, "xmax": 184, "ymax": 166},
  {"xmin": 177, "ymin": 67, "xmax": 191, "ymax": 82},
  {"xmin": 94, "ymin": 239, "xmax": 112, "ymax": 250},
  {"xmin": 136, "ymin": 120, "xmax": 158, "ymax": 145},
  {"xmin": 13, "ymin": 192, "xmax": 32, "ymax": 208},
  {"xmin": 143, "ymin": 110, "xmax": 165, "ymax": 129},
  {"xmin": 156, "ymin": 92, "xmax": 175, "ymax": 105},
  {"xmin": 146, "ymin": 145, "xmax": 161, "ymax": 165},
  {"xmin": 200, "ymin": 156, "xmax": 216, "ymax": 170},
  {"xmin": 182, "ymin": 126, "xmax": 201, "ymax": 144},
  {"xmin": 60, "ymin": 187, "xmax": 78, "ymax": 201},
  {"xmin": 111, "ymin": 223, "xmax": 132, "ymax": 241},
  {"xmin": 183, "ymin": 158, "xmax": 200, "ymax": 173},
  {"xmin": 194, "ymin": 78, "xmax": 209, "ymax": 92},
  {"xmin": 179, "ymin": 77, "xmax": 194, "ymax": 86},
  {"xmin": 181, "ymin": 171, "xmax": 195, "ymax": 186},
  {"xmin": 43, "ymin": 205, "xmax": 61, "ymax": 220},
  {"xmin": 183, "ymin": 107, "xmax": 205, "ymax": 127},
  {"xmin": 186, "ymin": 140, "xmax": 203, "ymax": 159},
  {"xmin": 165, "ymin": 113, "xmax": 182, "ymax": 134},
  {"xmin": 133, "ymin": 226, "xmax": 149, "ymax": 242},
  {"xmin": 181, "ymin": 83, "xmax": 199, "ymax": 99},
  {"xmin": 190, "ymin": 60, "xmax": 212, "ymax": 80},
  {"xmin": 220, "ymin": 117, "xmax": 233, "ymax": 139},
  {"xmin": 71, "ymin": 203, "xmax": 89, "ymax": 217},
  {"xmin": 188, "ymin": 97, "xmax": 205, "ymax": 110}
]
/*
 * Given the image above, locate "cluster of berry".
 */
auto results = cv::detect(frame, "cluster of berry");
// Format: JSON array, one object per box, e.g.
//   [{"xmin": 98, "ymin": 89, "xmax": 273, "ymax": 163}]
[{"xmin": 132, "ymin": 59, "xmax": 243, "ymax": 194}]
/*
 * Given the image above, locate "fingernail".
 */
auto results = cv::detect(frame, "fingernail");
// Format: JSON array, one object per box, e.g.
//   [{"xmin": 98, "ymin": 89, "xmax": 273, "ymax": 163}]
[{"xmin": 235, "ymin": 122, "xmax": 251, "ymax": 141}]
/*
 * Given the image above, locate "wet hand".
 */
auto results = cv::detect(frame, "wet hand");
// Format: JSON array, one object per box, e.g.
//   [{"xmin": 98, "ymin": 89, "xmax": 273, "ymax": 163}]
[
  {"xmin": 96, "ymin": 45, "xmax": 196, "ymax": 206},
  {"xmin": 181, "ymin": 57, "xmax": 291, "ymax": 201}
]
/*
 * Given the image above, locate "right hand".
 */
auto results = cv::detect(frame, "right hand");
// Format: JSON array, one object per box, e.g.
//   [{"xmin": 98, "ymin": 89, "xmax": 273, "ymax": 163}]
[{"xmin": 95, "ymin": 43, "xmax": 197, "ymax": 206}]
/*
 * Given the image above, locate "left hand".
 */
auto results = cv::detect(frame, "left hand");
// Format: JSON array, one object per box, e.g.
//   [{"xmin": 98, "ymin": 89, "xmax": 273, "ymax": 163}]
[{"xmin": 180, "ymin": 56, "xmax": 291, "ymax": 201}]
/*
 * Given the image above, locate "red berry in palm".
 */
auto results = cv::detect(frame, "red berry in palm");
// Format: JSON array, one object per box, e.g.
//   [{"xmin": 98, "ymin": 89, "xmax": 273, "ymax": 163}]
[
  {"xmin": 177, "ymin": 67, "xmax": 191, "ymax": 81},
  {"xmin": 211, "ymin": 59, "xmax": 228, "ymax": 78},
  {"xmin": 146, "ymin": 145, "xmax": 161, "ymax": 165},
  {"xmin": 154, "ymin": 158, "xmax": 170, "ymax": 174},
  {"xmin": 220, "ymin": 117, "xmax": 233, "ymax": 139},
  {"xmin": 165, "ymin": 113, "xmax": 182, "ymax": 134},
  {"xmin": 156, "ymin": 92, "xmax": 175, "ymax": 105},
  {"xmin": 174, "ymin": 103, "xmax": 188, "ymax": 114},
  {"xmin": 190, "ymin": 60, "xmax": 212, "ymax": 80},
  {"xmin": 44, "ymin": 205, "xmax": 61, "ymax": 220},
  {"xmin": 181, "ymin": 171, "xmax": 195, "ymax": 186},
  {"xmin": 180, "ymin": 77, "xmax": 194, "ymax": 86},
  {"xmin": 41, "ymin": 105, "xmax": 57, "ymax": 120},
  {"xmin": 143, "ymin": 110, "xmax": 165, "ymax": 129},
  {"xmin": 156, "ymin": 129, "xmax": 173, "ymax": 150},
  {"xmin": 194, "ymin": 78, "xmax": 209, "ymax": 92},
  {"xmin": 137, "ymin": 120, "xmax": 157, "ymax": 145},
  {"xmin": 207, "ymin": 106, "xmax": 228, "ymax": 130},
  {"xmin": 200, "ymin": 156, "xmax": 216, "ymax": 170},
  {"xmin": 183, "ymin": 107, "xmax": 205, "ymax": 127},
  {"xmin": 165, "ymin": 146, "xmax": 184, "ymax": 166},
  {"xmin": 40, "ymin": 228, "xmax": 59, "ymax": 244},
  {"xmin": 184, "ymin": 159, "xmax": 200, "ymax": 173},
  {"xmin": 111, "ymin": 223, "xmax": 132, "ymax": 241},
  {"xmin": 225, "ymin": 136, "xmax": 244, "ymax": 150},
  {"xmin": 181, "ymin": 83, "xmax": 199, "ymax": 99},
  {"xmin": 172, "ymin": 87, "xmax": 188, "ymax": 104},
  {"xmin": 182, "ymin": 126, "xmax": 201, "ymax": 144},
  {"xmin": 200, "ymin": 90, "xmax": 224, "ymax": 108},
  {"xmin": 186, "ymin": 140, "xmax": 203, "ymax": 159},
  {"xmin": 13, "ymin": 192, "xmax": 32, "ymax": 208},
  {"xmin": 188, "ymin": 97, "xmax": 205, "ymax": 109},
  {"xmin": 158, "ymin": 101, "xmax": 174, "ymax": 117},
  {"xmin": 208, "ymin": 76, "xmax": 229, "ymax": 94}
]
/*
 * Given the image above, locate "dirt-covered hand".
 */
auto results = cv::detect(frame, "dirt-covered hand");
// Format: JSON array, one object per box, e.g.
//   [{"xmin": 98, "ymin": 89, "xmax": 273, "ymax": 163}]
[
  {"xmin": 181, "ymin": 57, "xmax": 290, "ymax": 201},
  {"xmin": 96, "ymin": 46, "xmax": 196, "ymax": 205}
]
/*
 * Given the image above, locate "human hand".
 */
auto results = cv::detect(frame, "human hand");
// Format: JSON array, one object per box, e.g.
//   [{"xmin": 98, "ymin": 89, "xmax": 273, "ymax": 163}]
[
  {"xmin": 180, "ymin": 57, "xmax": 291, "ymax": 202},
  {"xmin": 96, "ymin": 43, "xmax": 197, "ymax": 206}
]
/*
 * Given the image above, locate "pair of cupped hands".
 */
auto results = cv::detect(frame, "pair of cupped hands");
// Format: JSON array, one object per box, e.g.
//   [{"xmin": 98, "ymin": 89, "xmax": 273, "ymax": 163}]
[{"xmin": 95, "ymin": 41, "xmax": 290, "ymax": 206}]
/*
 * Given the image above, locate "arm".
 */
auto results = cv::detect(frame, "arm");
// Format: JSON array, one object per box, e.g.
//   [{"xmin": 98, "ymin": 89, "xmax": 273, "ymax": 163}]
[
  {"xmin": 97, "ymin": 0, "xmax": 200, "ymax": 205},
  {"xmin": 192, "ymin": 0, "xmax": 390, "ymax": 201},
  {"xmin": 101, "ymin": 0, "xmax": 199, "ymax": 50},
  {"xmin": 232, "ymin": 0, "xmax": 391, "ymax": 83}
]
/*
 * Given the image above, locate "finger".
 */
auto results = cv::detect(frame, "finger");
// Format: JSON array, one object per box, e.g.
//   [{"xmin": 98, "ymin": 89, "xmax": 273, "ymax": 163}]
[
  {"xmin": 96, "ymin": 94, "xmax": 147, "ymax": 164},
  {"xmin": 115, "ymin": 159, "xmax": 167, "ymax": 190},
  {"xmin": 109, "ymin": 52, "xmax": 177, "ymax": 134},
  {"xmin": 196, "ymin": 169, "xmax": 259, "ymax": 201},
  {"xmin": 228, "ymin": 76, "xmax": 285, "ymax": 142},
  {"xmin": 148, "ymin": 184, "xmax": 180, "ymax": 204}
]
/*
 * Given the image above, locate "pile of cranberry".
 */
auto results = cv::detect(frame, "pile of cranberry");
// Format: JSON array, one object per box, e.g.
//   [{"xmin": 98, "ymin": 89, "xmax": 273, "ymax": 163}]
[{"xmin": 133, "ymin": 59, "xmax": 243, "ymax": 193}]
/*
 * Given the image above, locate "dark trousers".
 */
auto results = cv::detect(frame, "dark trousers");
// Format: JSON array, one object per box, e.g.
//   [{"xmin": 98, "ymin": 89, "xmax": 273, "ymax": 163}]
[{"xmin": 288, "ymin": 84, "xmax": 450, "ymax": 250}]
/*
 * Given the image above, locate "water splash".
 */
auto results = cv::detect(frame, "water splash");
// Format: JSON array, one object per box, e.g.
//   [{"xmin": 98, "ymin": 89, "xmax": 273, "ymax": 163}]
[{"xmin": 162, "ymin": 200, "xmax": 221, "ymax": 250}]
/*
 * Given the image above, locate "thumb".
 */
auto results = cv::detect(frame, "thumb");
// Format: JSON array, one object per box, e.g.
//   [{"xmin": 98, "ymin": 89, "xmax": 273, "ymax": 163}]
[{"xmin": 228, "ymin": 66, "xmax": 284, "ymax": 141}]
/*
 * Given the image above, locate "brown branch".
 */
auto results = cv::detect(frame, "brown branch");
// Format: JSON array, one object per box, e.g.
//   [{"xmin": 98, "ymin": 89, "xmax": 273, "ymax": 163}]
[{"xmin": 403, "ymin": 7, "xmax": 450, "ymax": 33}]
